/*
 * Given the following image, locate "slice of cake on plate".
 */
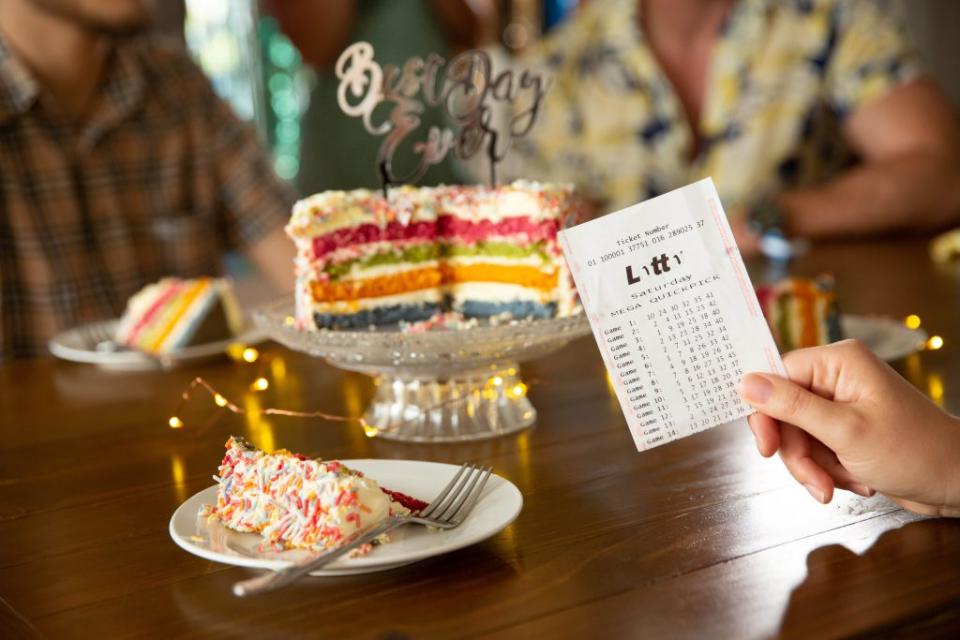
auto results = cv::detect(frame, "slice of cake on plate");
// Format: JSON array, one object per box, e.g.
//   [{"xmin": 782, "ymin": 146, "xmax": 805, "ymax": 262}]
[
  {"xmin": 114, "ymin": 277, "xmax": 244, "ymax": 353},
  {"xmin": 206, "ymin": 437, "xmax": 423, "ymax": 551},
  {"xmin": 756, "ymin": 276, "xmax": 843, "ymax": 351}
]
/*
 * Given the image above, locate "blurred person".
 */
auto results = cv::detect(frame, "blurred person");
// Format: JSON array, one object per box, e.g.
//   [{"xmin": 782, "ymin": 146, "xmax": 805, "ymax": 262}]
[
  {"xmin": 268, "ymin": 0, "xmax": 498, "ymax": 194},
  {"xmin": 739, "ymin": 340, "xmax": 960, "ymax": 518},
  {"xmin": 0, "ymin": 0, "xmax": 297, "ymax": 359},
  {"xmin": 510, "ymin": 0, "xmax": 960, "ymax": 251}
]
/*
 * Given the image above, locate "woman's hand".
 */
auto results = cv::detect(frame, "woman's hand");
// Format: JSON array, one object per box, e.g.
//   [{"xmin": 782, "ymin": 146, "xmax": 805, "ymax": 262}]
[{"xmin": 738, "ymin": 340, "xmax": 960, "ymax": 517}]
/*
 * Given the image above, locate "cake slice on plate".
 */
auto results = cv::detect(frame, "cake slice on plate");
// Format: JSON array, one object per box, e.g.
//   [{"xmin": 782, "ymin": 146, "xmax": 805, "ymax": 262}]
[
  {"xmin": 206, "ymin": 437, "xmax": 423, "ymax": 551},
  {"xmin": 756, "ymin": 276, "xmax": 843, "ymax": 351},
  {"xmin": 114, "ymin": 277, "xmax": 244, "ymax": 354}
]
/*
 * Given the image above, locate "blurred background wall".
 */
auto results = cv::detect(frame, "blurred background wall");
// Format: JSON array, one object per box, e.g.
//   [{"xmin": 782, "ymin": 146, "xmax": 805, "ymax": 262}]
[{"xmin": 904, "ymin": 0, "xmax": 960, "ymax": 106}]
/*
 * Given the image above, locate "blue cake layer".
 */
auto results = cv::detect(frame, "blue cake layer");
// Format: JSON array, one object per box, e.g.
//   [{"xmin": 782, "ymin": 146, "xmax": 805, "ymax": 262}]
[
  {"xmin": 458, "ymin": 300, "xmax": 557, "ymax": 318},
  {"xmin": 313, "ymin": 303, "xmax": 442, "ymax": 329}
]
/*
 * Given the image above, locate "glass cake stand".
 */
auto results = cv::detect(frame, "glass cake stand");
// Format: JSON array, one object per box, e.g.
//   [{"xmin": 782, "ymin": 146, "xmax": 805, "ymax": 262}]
[{"xmin": 254, "ymin": 301, "xmax": 591, "ymax": 443}]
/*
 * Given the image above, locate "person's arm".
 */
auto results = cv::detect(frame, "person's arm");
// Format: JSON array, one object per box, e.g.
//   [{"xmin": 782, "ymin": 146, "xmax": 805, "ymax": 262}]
[
  {"xmin": 266, "ymin": 0, "xmax": 499, "ymax": 69},
  {"xmin": 429, "ymin": 0, "xmax": 500, "ymax": 50},
  {"xmin": 180, "ymin": 50, "xmax": 298, "ymax": 293},
  {"xmin": 781, "ymin": 78, "xmax": 960, "ymax": 239},
  {"xmin": 738, "ymin": 340, "xmax": 960, "ymax": 517},
  {"xmin": 246, "ymin": 227, "xmax": 296, "ymax": 294},
  {"xmin": 264, "ymin": 0, "xmax": 357, "ymax": 69}
]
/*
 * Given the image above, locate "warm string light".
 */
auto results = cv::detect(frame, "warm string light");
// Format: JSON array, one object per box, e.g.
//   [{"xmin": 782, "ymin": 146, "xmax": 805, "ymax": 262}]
[
  {"xmin": 168, "ymin": 368, "xmax": 538, "ymax": 438},
  {"xmin": 170, "ymin": 376, "xmax": 371, "ymax": 433},
  {"xmin": 928, "ymin": 373, "xmax": 945, "ymax": 406},
  {"xmin": 903, "ymin": 314, "xmax": 944, "ymax": 351}
]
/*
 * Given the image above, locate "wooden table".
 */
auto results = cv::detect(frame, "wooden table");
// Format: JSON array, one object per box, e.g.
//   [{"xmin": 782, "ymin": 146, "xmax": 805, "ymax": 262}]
[{"xmin": 2, "ymin": 237, "xmax": 960, "ymax": 639}]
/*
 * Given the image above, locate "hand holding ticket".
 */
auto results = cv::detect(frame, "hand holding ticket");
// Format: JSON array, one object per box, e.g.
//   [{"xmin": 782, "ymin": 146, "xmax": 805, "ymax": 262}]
[{"xmin": 559, "ymin": 178, "xmax": 785, "ymax": 451}]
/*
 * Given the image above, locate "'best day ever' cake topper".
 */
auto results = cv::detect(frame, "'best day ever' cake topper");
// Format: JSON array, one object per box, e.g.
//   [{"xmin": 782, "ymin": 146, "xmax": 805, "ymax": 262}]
[{"xmin": 335, "ymin": 42, "xmax": 550, "ymax": 194}]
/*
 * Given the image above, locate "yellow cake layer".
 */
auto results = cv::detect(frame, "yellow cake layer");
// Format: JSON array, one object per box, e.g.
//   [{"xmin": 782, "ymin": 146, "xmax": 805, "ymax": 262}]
[
  {"xmin": 144, "ymin": 278, "xmax": 211, "ymax": 352},
  {"xmin": 439, "ymin": 263, "xmax": 558, "ymax": 291}
]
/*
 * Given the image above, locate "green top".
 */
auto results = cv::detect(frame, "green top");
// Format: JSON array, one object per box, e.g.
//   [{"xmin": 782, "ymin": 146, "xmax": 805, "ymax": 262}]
[{"xmin": 297, "ymin": 0, "xmax": 462, "ymax": 195}]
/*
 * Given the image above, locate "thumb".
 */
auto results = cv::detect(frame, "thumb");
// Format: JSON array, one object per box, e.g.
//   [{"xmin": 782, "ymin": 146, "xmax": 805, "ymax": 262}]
[{"xmin": 738, "ymin": 373, "xmax": 850, "ymax": 449}]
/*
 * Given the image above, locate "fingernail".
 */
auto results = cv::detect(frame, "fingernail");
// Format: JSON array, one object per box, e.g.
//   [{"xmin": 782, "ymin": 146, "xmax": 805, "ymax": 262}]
[
  {"xmin": 739, "ymin": 374, "xmax": 773, "ymax": 405},
  {"xmin": 804, "ymin": 483, "xmax": 826, "ymax": 504},
  {"xmin": 850, "ymin": 482, "xmax": 875, "ymax": 497}
]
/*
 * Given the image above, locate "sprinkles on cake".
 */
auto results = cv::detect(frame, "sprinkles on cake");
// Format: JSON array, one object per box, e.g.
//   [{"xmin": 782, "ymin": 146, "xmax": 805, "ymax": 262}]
[{"xmin": 203, "ymin": 437, "xmax": 415, "ymax": 552}]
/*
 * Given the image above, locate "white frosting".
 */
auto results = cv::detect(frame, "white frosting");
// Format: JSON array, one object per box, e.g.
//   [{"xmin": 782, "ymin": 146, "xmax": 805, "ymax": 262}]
[
  {"xmin": 446, "ymin": 282, "xmax": 549, "ymax": 303},
  {"xmin": 286, "ymin": 181, "xmax": 574, "ymax": 240},
  {"xmin": 438, "ymin": 182, "xmax": 573, "ymax": 224},
  {"xmin": 287, "ymin": 185, "xmax": 439, "ymax": 239},
  {"xmin": 443, "ymin": 254, "xmax": 554, "ymax": 269}
]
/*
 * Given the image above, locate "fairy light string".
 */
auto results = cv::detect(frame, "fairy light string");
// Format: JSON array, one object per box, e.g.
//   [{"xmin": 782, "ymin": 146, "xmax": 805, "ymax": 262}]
[
  {"xmin": 173, "ymin": 312, "xmax": 943, "ymax": 437},
  {"xmin": 187, "ymin": 308, "xmax": 945, "ymax": 434},
  {"xmin": 170, "ymin": 349, "xmax": 537, "ymax": 438},
  {"xmin": 175, "ymin": 376, "xmax": 370, "ymax": 429}
]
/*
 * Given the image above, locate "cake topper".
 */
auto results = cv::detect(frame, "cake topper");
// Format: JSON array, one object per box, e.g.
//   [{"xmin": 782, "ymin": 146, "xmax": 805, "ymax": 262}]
[{"xmin": 335, "ymin": 42, "xmax": 550, "ymax": 198}]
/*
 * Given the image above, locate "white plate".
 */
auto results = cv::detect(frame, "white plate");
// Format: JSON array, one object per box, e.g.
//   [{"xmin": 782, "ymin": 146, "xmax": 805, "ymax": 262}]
[
  {"xmin": 841, "ymin": 314, "xmax": 927, "ymax": 362},
  {"xmin": 49, "ymin": 319, "xmax": 265, "ymax": 371},
  {"xmin": 168, "ymin": 459, "xmax": 523, "ymax": 576}
]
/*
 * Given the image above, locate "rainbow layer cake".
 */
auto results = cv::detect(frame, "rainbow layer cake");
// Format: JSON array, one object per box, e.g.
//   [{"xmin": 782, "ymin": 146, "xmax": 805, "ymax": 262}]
[
  {"xmin": 205, "ymin": 437, "xmax": 423, "ymax": 551},
  {"xmin": 114, "ymin": 277, "xmax": 244, "ymax": 353},
  {"xmin": 756, "ymin": 276, "xmax": 843, "ymax": 351},
  {"xmin": 286, "ymin": 181, "xmax": 578, "ymax": 329}
]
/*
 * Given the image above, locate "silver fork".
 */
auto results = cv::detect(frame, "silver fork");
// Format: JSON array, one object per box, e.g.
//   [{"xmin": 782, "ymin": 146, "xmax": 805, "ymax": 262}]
[
  {"xmin": 82, "ymin": 322, "xmax": 120, "ymax": 352},
  {"xmin": 232, "ymin": 463, "xmax": 493, "ymax": 597}
]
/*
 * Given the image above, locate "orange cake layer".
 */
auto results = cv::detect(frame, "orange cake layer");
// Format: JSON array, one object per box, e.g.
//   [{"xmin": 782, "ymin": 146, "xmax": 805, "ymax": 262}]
[
  {"xmin": 311, "ymin": 267, "xmax": 443, "ymax": 303},
  {"xmin": 310, "ymin": 263, "xmax": 559, "ymax": 303},
  {"xmin": 145, "ymin": 279, "xmax": 210, "ymax": 352},
  {"xmin": 439, "ymin": 263, "xmax": 559, "ymax": 291}
]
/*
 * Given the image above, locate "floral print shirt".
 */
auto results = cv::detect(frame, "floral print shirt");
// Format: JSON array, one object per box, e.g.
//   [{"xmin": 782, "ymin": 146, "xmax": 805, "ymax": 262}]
[{"xmin": 510, "ymin": 0, "xmax": 921, "ymax": 214}]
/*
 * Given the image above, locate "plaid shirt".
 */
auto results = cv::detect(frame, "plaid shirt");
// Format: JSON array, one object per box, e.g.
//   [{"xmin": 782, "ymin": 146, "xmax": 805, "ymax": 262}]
[{"xmin": 0, "ymin": 35, "xmax": 296, "ymax": 359}]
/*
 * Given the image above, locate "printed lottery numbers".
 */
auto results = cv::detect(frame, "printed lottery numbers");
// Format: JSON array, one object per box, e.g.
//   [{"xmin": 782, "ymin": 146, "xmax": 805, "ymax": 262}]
[{"xmin": 649, "ymin": 290, "xmax": 742, "ymax": 433}]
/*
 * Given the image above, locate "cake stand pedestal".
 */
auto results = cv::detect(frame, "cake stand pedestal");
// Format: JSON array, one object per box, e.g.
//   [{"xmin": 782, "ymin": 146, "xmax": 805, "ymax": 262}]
[{"xmin": 255, "ymin": 302, "xmax": 591, "ymax": 443}]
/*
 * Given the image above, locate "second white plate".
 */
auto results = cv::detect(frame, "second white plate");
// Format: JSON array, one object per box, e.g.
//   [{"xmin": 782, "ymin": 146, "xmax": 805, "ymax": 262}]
[
  {"xmin": 841, "ymin": 314, "xmax": 927, "ymax": 362},
  {"xmin": 169, "ymin": 459, "xmax": 523, "ymax": 576},
  {"xmin": 49, "ymin": 319, "xmax": 265, "ymax": 371}
]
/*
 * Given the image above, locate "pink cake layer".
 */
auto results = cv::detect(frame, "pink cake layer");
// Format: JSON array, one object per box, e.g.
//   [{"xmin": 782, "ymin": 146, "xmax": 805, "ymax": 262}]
[
  {"xmin": 311, "ymin": 220, "xmax": 436, "ymax": 258},
  {"xmin": 310, "ymin": 216, "xmax": 559, "ymax": 260},
  {"xmin": 436, "ymin": 216, "xmax": 559, "ymax": 243},
  {"xmin": 124, "ymin": 281, "xmax": 182, "ymax": 345}
]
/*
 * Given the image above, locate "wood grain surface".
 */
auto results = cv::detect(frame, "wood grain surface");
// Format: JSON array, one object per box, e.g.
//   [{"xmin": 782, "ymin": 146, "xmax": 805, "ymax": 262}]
[{"xmin": 1, "ymin": 237, "xmax": 959, "ymax": 639}]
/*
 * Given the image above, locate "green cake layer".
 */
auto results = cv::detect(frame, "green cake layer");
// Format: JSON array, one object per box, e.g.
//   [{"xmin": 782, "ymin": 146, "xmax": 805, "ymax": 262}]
[{"xmin": 324, "ymin": 241, "xmax": 551, "ymax": 281}]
